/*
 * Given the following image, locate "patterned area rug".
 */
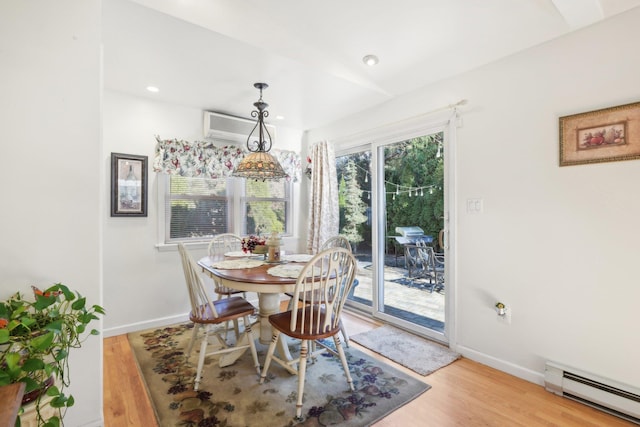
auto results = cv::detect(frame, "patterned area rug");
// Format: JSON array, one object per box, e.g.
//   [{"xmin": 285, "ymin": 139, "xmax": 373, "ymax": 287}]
[
  {"xmin": 128, "ymin": 323, "xmax": 430, "ymax": 426},
  {"xmin": 350, "ymin": 325, "xmax": 460, "ymax": 376}
]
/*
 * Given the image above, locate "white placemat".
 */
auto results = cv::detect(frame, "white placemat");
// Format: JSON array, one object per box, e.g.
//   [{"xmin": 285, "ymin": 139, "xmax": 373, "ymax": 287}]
[
  {"xmin": 224, "ymin": 251, "xmax": 254, "ymax": 257},
  {"xmin": 267, "ymin": 264, "xmax": 323, "ymax": 278},
  {"xmin": 282, "ymin": 254, "xmax": 314, "ymax": 263},
  {"xmin": 211, "ymin": 259, "xmax": 265, "ymax": 269},
  {"xmin": 267, "ymin": 264, "xmax": 305, "ymax": 278}
]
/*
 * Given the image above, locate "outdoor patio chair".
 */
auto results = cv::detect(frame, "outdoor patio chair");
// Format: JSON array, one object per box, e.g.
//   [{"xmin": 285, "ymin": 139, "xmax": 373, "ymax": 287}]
[
  {"xmin": 404, "ymin": 244, "xmax": 428, "ymax": 278},
  {"xmin": 178, "ymin": 243, "xmax": 260, "ymax": 391},
  {"xmin": 417, "ymin": 243, "xmax": 445, "ymax": 292},
  {"xmin": 259, "ymin": 247, "xmax": 357, "ymax": 421}
]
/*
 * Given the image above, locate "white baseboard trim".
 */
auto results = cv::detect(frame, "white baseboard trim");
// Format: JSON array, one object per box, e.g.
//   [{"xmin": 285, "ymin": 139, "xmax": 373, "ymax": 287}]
[
  {"xmin": 456, "ymin": 344, "xmax": 545, "ymax": 386},
  {"xmin": 103, "ymin": 313, "xmax": 190, "ymax": 338},
  {"xmin": 102, "ymin": 294, "xmax": 263, "ymax": 338}
]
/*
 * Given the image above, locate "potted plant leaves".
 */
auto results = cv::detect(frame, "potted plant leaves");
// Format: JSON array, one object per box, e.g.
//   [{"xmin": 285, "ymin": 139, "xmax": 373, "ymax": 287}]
[{"xmin": 0, "ymin": 283, "xmax": 104, "ymax": 427}]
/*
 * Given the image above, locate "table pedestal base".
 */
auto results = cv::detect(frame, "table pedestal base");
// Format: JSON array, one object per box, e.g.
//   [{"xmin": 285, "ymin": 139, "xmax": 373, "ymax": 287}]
[{"xmin": 258, "ymin": 293, "xmax": 293, "ymax": 361}]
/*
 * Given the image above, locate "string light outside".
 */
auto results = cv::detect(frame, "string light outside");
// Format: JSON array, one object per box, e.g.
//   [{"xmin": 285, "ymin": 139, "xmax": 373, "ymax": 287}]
[{"xmin": 346, "ymin": 162, "xmax": 442, "ymax": 198}]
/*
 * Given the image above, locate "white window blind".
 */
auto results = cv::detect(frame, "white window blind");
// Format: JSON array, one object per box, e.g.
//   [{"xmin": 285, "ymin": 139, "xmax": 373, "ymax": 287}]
[
  {"xmin": 164, "ymin": 176, "xmax": 232, "ymax": 242},
  {"xmin": 241, "ymin": 179, "xmax": 291, "ymax": 235},
  {"xmin": 160, "ymin": 175, "xmax": 292, "ymax": 244}
]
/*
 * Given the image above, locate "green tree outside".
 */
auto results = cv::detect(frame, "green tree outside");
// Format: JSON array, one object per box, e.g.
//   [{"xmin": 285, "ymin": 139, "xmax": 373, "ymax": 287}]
[
  {"xmin": 339, "ymin": 160, "xmax": 368, "ymax": 251},
  {"xmin": 384, "ymin": 133, "xmax": 444, "ymax": 248},
  {"xmin": 336, "ymin": 132, "xmax": 444, "ymax": 254}
]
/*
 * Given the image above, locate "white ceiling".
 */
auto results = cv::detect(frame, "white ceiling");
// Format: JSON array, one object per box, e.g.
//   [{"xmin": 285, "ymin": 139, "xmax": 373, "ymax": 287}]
[{"xmin": 103, "ymin": 0, "xmax": 640, "ymax": 131}]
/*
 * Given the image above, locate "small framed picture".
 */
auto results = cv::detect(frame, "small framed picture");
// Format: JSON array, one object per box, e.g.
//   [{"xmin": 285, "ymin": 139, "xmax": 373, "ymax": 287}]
[
  {"xmin": 559, "ymin": 101, "xmax": 640, "ymax": 166},
  {"xmin": 110, "ymin": 153, "xmax": 148, "ymax": 217}
]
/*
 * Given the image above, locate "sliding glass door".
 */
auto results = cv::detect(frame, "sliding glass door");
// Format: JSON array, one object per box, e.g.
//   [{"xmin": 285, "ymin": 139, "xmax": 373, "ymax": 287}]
[
  {"xmin": 376, "ymin": 132, "xmax": 446, "ymax": 338},
  {"xmin": 338, "ymin": 128, "xmax": 449, "ymax": 342},
  {"xmin": 336, "ymin": 150, "xmax": 373, "ymax": 308}
]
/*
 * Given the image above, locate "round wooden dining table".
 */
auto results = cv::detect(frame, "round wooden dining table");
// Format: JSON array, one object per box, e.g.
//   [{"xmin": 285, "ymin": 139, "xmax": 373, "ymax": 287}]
[{"xmin": 198, "ymin": 254, "xmax": 304, "ymax": 361}]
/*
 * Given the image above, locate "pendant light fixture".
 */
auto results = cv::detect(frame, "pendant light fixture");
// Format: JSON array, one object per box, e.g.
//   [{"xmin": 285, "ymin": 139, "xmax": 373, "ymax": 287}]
[{"xmin": 232, "ymin": 83, "xmax": 287, "ymax": 181}]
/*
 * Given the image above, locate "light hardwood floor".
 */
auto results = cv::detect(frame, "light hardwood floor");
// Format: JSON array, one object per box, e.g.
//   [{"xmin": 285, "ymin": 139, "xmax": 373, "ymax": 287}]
[{"xmin": 104, "ymin": 311, "xmax": 634, "ymax": 426}]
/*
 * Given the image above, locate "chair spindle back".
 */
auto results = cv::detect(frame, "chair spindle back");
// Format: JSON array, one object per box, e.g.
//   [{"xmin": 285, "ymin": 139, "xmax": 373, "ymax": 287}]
[
  {"xmin": 290, "ymin": 247, "xmax": 357, "ymax": 335},
  {"xmin": 178, "ymin": 243, "xmax": 219, "ymax": 320},
  {"xmin": 319, "ymin": 235, "xmax": 352, "ymax": 253},
  {"xmin": 208, "ymin": 233, "xmax": 243, "ymax": 256}
]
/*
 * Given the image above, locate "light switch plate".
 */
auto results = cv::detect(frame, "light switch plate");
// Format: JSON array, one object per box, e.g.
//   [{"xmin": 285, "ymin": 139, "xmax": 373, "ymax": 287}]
[{"xmin": 466, "ymin": 198, "xmax": 483, "ymax": 214}]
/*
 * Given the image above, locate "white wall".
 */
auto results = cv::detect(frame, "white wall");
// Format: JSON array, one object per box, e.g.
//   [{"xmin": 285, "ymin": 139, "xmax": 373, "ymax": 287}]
[
  {"xmin": 0, "ymin": 1, "xmax": 103, "ymax": 426},
  {"xmin": 307, "ymin": 10, "xmax": 640, "ymax": 388},
  {"xmin": 102, "ymin": 91, "xmax": 306, "ymax": 335}
]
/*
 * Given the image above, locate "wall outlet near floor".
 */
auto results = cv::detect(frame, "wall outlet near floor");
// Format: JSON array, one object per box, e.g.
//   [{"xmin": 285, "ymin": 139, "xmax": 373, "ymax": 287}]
[{"xmin": 497, "ymin": 305, "xmax": 512, "ymax": 325}]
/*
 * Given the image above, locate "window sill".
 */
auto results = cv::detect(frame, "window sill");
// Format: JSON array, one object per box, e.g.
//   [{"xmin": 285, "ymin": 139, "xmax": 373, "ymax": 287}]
[
  {"xmin": 155, "ymin": 241, "xmax": 209, "ymax": 252},
  {"xmin": 155, "ymin": 235, "xmax": 296, "ymax": 252}
]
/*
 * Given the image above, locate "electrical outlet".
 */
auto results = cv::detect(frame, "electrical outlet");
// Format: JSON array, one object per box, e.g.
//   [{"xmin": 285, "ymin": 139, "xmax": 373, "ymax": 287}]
[{"xmin": 497, "ymin": 306, "xmax": 512, "ymax": 325}]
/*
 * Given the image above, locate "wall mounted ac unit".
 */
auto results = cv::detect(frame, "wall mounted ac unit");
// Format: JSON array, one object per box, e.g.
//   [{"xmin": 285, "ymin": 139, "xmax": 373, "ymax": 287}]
[
  {"xmin": 204, "ymin": 111, "xmax": 276, "ymax": 145},
  {"xmin": 544, "ymin": 361, "xmax": 640, "ymax": 424}
]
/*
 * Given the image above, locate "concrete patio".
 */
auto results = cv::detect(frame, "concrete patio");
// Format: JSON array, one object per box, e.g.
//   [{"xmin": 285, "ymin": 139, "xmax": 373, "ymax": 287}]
[{"xmin": 349, "ymin": 258, "xmax": 445, "ymax": 329}]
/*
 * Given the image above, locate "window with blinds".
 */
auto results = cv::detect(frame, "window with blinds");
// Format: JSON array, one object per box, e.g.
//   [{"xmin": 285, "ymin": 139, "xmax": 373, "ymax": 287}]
[
  {"xmin": 165, "ymin": 176, "xmax": 231, "ymax": 241},
  {"xmin": 162, "ymin": 175, "xmax": 292, "ymax": 243},
  {"xmin": 242, "ymin": 179, "xmax": 291, "ymax": 236}
]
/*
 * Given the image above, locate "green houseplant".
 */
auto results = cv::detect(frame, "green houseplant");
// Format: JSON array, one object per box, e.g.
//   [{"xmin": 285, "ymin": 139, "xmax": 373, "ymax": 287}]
[{"xmin": 0, "ymin": 283, "xmax": 104, "ymax": 427}]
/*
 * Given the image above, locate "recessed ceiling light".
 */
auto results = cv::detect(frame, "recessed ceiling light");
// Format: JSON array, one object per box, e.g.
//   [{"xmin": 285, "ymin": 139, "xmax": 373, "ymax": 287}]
[
  {"xmin": 275, "ymin": 115, "xmax": 285, "ymax": 120},
  {"xmin": 362, "ymin": 55, "xmax": 379, "ymax": 66},
  {"xmin": 146, "ymin": 86, "xmax": 159, "ymax": 93}
]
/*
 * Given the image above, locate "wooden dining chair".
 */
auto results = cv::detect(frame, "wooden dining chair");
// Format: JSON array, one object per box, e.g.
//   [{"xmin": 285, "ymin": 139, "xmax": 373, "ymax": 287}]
[
  {"xmin": 207, "ymin": 233, "xmax": 247, "ymax": 300},
  {"xmin": 319, "ymin": 235, "xmax": 352, "ymax": 253},
  {"xmin": 259, "ymin": 247, "xmax": 357, "ymax": 421},
  {"xmin": 286, "ymin": 234, "xmax": 354, "ymax": 346},
  {"xmin": 207, "ymin": 233, "xmax": 249, "ymax": 339},
  {"xmin": 320, "ymin": 235, "xmax": 353, "ymax": 345},
  {"xmin": 178, "ymin": 243, "xmax": 260, "ymax": 391}
]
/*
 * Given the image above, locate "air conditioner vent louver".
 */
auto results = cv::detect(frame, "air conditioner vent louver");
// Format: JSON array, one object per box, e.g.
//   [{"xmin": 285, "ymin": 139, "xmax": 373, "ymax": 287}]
[
  {"xmin": 545, "ymin": 361, "xmax": 640, "ymax": 425},
  {"xmin": 204, "ymin": 111, "xmax": 276, "ymax": 144}
]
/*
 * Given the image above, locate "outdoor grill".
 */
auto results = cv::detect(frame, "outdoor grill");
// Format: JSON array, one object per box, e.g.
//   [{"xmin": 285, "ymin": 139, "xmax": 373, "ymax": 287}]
[
  {"xmin": 394, "ymin": 226, "xmax": 432, "ymax": 245},
  {"xmin": 387, "ymin": 226, "xmax": 433, "ymax": 267},
  {"xmin": 393, "ymin": 226, "xmax": 436, "ymax": 277}
]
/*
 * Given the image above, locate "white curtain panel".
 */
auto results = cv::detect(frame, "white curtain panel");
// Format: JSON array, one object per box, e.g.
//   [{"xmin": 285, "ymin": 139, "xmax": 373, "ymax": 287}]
[{"xmin": 306, "ymin": 140, "xmax": 339, "ymax": 253}]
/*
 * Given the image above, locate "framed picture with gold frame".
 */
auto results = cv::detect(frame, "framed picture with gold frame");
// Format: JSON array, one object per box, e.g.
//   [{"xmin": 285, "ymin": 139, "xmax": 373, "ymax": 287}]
[{"xmin": 559, "ymin": 101, "xmax": 640, "ymax": 166}]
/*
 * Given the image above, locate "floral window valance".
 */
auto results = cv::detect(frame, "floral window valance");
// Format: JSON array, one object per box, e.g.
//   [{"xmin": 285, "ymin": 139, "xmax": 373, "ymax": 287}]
[{"xmin": 152, "ymin": 136, "xmax": 301, "ymax": 182}]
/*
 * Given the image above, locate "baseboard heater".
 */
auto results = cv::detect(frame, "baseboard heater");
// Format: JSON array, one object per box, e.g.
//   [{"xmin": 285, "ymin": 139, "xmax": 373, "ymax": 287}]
[{"xmin": 544, "ymin": 361, "xmax": 640, "ymax": 424}]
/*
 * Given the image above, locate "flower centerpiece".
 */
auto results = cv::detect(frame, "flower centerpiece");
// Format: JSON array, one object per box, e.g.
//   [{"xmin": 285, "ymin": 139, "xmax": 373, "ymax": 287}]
[
  {"xmin": 241, "ymin": 235, "xmax": 267, "ymax": 254},
  {"xmin": 0, "ymin": 283, "xmax": 104, "ymax": 426}
]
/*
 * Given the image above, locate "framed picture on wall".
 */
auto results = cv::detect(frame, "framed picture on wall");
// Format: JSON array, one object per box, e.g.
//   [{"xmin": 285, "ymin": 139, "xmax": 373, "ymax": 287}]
[
  {"xmin": 559, "ymin": 101, "xmax": 640, "ymax": 166},
  {"xmin": 110, "ymin": 152, "xmax": 148, "ymax": 217}
]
